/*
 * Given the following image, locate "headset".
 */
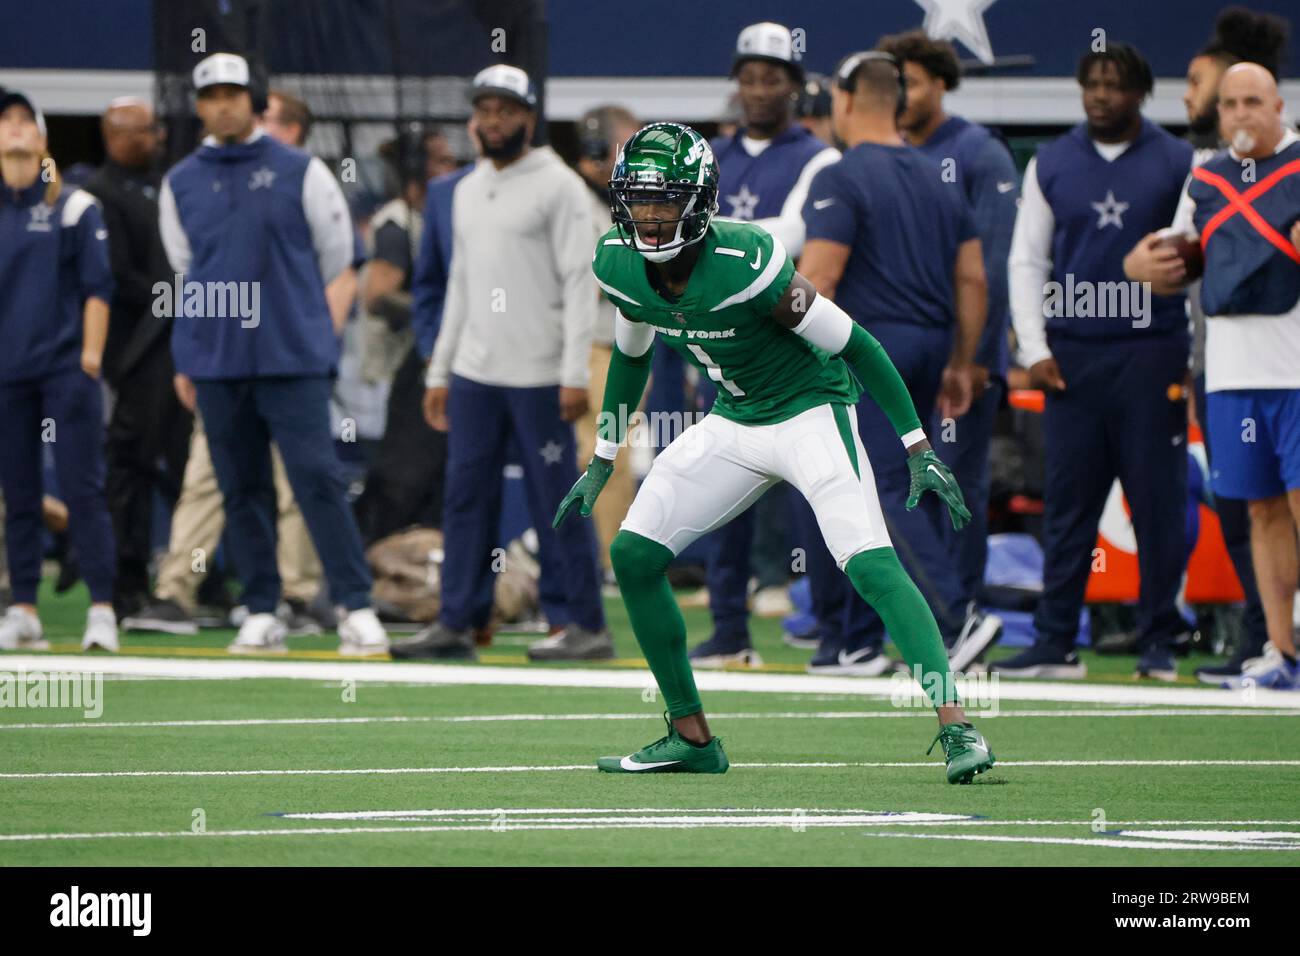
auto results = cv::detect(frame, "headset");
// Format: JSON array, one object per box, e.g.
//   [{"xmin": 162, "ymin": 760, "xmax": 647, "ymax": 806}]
[
  {"xmin": 835, "ymin": 50, "xmax": 907, "ymax": 117},
  {"xmin": 578, "ymin": 110, "xmax": 612, "ymax": 162}
]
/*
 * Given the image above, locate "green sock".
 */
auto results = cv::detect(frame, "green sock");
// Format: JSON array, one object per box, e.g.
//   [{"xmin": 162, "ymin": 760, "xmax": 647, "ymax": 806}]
[
  {"xmin": 609, "ymin": 531, "xmax": 702, "ymax": 719},
  {"xmin": 845, "ymin": 546, "xmax": 958, "ymax": 708}
]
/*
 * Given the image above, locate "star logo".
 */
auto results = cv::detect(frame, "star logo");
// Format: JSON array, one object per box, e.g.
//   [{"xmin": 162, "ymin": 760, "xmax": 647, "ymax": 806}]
[
  {"xmin": 914, "ymin": 0, "xmax": 999, "ymax": 66},
  {"xmin": 1091, "ymin": 190, "xmax": 1130, "ymax": 230},
  {"xmin": 27, "ymin": 204, "xmax": 53, "ymax": 231},
  {"xmin": 726, "ymin": 184, "xmax": 760, "ymax": 220},
  {"xmin": 539, "ymin": 440, "xmax": 565, "ymax": 466},
  {"xmin": 249, "ymin": 166, "xmax": 276, "ymax": 191}
]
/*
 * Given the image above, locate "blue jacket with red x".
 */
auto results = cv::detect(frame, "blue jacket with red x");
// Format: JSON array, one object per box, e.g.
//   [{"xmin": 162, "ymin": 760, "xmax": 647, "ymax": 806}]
[{"xmin": 1191, "ymin": 136, "xmax": 1300, "ymax": 317}]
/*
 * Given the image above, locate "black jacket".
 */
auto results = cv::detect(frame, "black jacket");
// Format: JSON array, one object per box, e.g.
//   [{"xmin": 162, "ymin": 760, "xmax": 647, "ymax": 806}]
[{"xmin": 83, "ymin": 160, "xmax": 172, "ymax": 385}]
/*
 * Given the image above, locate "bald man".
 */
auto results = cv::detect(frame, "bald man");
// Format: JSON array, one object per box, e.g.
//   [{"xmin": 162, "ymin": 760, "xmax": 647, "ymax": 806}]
[
  {"xmin": 1127, "ymin": 63, "xmax": 1300, "ymax": 690},
  {"xmin": 84, "ymin": 98, "xmax": 193, "ymax": 620}
]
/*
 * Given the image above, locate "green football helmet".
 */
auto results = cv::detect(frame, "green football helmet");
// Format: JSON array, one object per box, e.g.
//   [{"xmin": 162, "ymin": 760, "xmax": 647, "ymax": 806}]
[{"xmin": 609, "ymin": 122, "xmax": 720, "ymax": 262}]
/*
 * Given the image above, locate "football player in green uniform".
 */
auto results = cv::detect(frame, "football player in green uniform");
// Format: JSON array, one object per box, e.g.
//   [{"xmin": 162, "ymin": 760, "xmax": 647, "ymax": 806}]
[{"xmin": 554, "ymin": 122, "xmax": 994, "ymax": 783}]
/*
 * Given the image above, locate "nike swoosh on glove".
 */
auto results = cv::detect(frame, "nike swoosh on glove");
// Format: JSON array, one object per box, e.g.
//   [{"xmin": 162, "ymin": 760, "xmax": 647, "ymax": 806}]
[
  {"xmin": 553, "ymin": 456, "xmax": 615, "ymax": 529},
  {"xmin": 906, "ymin": 450, "xmax": 972, "ymax": 531}
]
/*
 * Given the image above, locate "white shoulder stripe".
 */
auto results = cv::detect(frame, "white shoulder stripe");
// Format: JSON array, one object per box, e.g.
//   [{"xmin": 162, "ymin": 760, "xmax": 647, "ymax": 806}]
[
  {"xmin": 596, "ymin": 276, "xmax": 641, "ymax": 306},
  {"xmin": 714, "ymin": 247, "xmax": 745, "ymax": 257},
  {"xmin": 60, "ymin": 189, "xmax": 100, "ymax": 227},
  {"xmin": 603, "ymin": 237, "xmax": 628, "ymax": 245},
  {"xmin": 709, "ymin": 234, "xmax": 789, "ymax": 312}
]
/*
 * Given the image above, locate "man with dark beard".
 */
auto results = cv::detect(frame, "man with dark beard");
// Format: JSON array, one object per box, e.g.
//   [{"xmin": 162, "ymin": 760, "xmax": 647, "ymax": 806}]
[
  {"xmin": 1183, "ymin": 7, "xmax": 1289, "ymax": 156},
  {"xmin": 395, "ymin": 65, "xmax": 608, "ymax": 661},
  {"xmin": 999, "ymin": 43, "xmax": 1193, "ymax": 681}
]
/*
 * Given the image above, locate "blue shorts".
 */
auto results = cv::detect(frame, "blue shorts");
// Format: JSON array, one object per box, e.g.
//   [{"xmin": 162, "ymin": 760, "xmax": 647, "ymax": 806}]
[{"xmin": 1207, "ymin": 388, "xmax": 1300, "ymax": 500}]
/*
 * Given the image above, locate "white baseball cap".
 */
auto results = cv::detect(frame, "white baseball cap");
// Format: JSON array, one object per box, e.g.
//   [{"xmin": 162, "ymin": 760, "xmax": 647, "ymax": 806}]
[
  {"xmin": 733, "ymin": 22, "xmax": 804, "ymax": 80},
  {"xmin": 470, "ymin": 64, "xmax": 537, "ymax": 109},
  {"xmin": 193, "ymin": 52, "xmax": 251, "ymax": 92}
]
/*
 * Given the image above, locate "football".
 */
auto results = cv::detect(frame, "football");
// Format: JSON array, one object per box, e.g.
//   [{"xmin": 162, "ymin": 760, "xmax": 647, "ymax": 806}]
[{"xmin": 1154, "ymin": 227, "xmax": 1205, "ymax": 281}]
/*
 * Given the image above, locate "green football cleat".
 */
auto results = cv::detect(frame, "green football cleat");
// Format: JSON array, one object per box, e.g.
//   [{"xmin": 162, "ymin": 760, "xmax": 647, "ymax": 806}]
[
  {"xmin": 597, "ymin": 715, "xmax": 729, "ymax": 774},
  {"xmin": 927, "ymin": 722, "xmax": 995, "ymax": 784}
]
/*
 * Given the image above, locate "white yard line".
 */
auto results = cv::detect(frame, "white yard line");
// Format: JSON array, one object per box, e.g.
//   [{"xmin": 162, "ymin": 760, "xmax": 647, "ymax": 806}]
[
  {"xmin": 863, "ymin": 832, "xmax": 1296, "ymax": 851},
  {"xmin": 2, "ymin": 655, "xmax": 1295, "ymax": 708},
  {"xmin": 3, "ymin": 759, "xmax": 1298, "ymax": 780},
  {"xmin": 2, "ymin": 707, "xmax": 1294, "ymax": 731},
  {"xmin": 2, "ymin": 814, "xmax": 1297, "ymax": 847}
]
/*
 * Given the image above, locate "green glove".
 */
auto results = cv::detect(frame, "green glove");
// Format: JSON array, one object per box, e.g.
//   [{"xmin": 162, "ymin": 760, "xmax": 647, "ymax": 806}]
[
  {"xmin": 906, "ymin": 449, "xmax": 971, "ymax": 531},
  {"xmin": 553, "ymin": 456, "xmax": 615, "ymax": 529}
]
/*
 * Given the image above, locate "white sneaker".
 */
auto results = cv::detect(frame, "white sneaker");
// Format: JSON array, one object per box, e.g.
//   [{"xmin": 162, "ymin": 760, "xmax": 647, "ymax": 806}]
[
  {"xmin": 0, "ymin": 606, "xmax": 47, "ymax": 651},
  {"xmin": 751, "ymin": 585, "xmax": 794, "ymax": 618},
  {"xmin": 337, "ymin": 607, "xmax": 390, "ymax": 657},
  {"xmin": 1242, "ymin": 643, "xmax": 1284, "ymax": 677},
  {"xmin": 228, "ymin": 613, "xmax": 288, "ymax": 655},
  {"xmin": 949, "ymin": 606, "xmax": 1004, "ymax": 672},
  {"xmin": 81, "ymin": 606, "xmax": 119, "ymax": 652}
]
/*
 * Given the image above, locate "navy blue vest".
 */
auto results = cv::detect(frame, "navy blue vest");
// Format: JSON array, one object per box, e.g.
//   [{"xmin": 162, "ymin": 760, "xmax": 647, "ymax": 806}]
[
  {"xmin": 1036, "ymin": 119, "xmax": 1192, "ymax": 343},
  {"xmin": 167, "ymin": 134, "xmax": 337, "ymax": 380},
  {"xmin": 710, "ymin": 125, "xmax": 828, "ymax": 221},
  {"xmin": 1190, "ymin": 139, "xmax": 1300, "ymax": 316}
]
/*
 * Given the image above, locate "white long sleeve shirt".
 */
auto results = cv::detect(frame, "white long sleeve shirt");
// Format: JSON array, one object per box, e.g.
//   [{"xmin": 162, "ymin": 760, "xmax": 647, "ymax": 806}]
[
  {"xmin": 426, "ymin": 147, "xmax": 597, "ymax": 390},
  {"xmin": 1007, "ymin": 141, "xmax": 1131, "ymax": 368},
  {"xmin": 742, "ymin": 136, "xmax": 841, "ymax": 258}
]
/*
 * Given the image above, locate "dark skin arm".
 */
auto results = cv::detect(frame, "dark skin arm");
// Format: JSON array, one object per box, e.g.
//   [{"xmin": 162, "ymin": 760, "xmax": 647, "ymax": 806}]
[{"xmin": 772, "ymin": 273, "xmax": 932, "ymax": 456}]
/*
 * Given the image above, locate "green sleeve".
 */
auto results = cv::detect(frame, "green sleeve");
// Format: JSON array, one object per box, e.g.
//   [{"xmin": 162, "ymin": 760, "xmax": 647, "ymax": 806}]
[
  {"xmin": 838, "ymin": 323, "xmax": 923, "ymax": 439},
  {"xmin": 597, "ymin": 344, "xmax": 653, "ymax": 448}
]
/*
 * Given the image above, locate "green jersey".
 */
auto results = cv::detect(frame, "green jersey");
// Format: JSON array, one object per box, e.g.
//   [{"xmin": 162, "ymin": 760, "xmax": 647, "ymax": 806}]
[{"xmin": 592, "ymin": 219, "xmax": 861, "ymax": 426}]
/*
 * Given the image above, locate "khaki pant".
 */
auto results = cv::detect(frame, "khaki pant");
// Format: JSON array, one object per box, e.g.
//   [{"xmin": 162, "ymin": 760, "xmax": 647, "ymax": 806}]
[
  {"xmin": 155, "ymin": 415, "xmax": 322, "ymax": 608},
  {"xmin": 575, "ymin": 345, "xmax": 636, "ymax": 571}
]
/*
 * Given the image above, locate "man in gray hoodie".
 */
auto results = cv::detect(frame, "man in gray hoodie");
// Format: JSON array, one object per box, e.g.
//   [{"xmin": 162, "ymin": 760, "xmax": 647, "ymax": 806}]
[{"xmin": 394, "ymin": 65, "xmax": 610, "ymax": 661}]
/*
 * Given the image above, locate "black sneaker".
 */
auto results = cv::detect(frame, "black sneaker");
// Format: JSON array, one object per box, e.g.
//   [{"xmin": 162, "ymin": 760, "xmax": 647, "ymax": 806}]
[
  {"xmin": 988, "ymin": 643, "xmax": 1086, "ymax": 679},
  {"xmin": 527, "ymin": 625, "xmax": 615, "ymax": 662},
  {"xmin": 1195, "ymin": 643, "xmax": 1267, "ymax": 685},
  {"xmin": 1136, "ymin": 646, "xmax": 1178, "ymax": 682},
  {"xmin": 689, "ymin": 630, "xmax": 762, "ymax": 669},
  {"xmin": 121, "ymin": 598, "xmax": 198, "ymax": 636},
  {"xmin": 806, "ymin": 642, "xmax": 892, "ymax": 676},
  {"xmin": 389, "ymin": 622, "xmax": 476, "ymax": 660},
  {"xmin": 281, "ymin": 598, "xmax": 323, "ymax": 637}
]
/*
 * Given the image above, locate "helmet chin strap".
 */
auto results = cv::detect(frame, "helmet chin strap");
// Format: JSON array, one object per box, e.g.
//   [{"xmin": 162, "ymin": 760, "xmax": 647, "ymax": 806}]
[
  {"xmin": 638, "ymin": 245, "xmax": 683, "ymax": 263},
  {"xmin": 629, "ymin": 193, "xmax": 699, "ymax": 262},
  {"xmin": 634, "ymin": 217, "xmax": 686, "ymax": 261}
]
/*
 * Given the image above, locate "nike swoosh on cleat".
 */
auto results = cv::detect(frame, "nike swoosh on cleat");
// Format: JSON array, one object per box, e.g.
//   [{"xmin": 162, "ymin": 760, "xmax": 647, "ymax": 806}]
[{"xmin": 620, "ymin": 756, "xmax": 682, "ymax": 771}]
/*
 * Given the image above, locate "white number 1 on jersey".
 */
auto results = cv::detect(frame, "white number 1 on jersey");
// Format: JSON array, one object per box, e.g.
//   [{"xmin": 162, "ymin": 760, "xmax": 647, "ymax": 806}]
[{"xmin": 687, "ymin": 344, "xmax": 746, "ymax": 397}]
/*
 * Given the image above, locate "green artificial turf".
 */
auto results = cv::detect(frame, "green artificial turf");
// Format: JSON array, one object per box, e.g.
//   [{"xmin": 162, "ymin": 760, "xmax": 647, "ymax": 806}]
[{"xmin": 2, "ymin": 580, "xmax": 1297, "ymax": 866}]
